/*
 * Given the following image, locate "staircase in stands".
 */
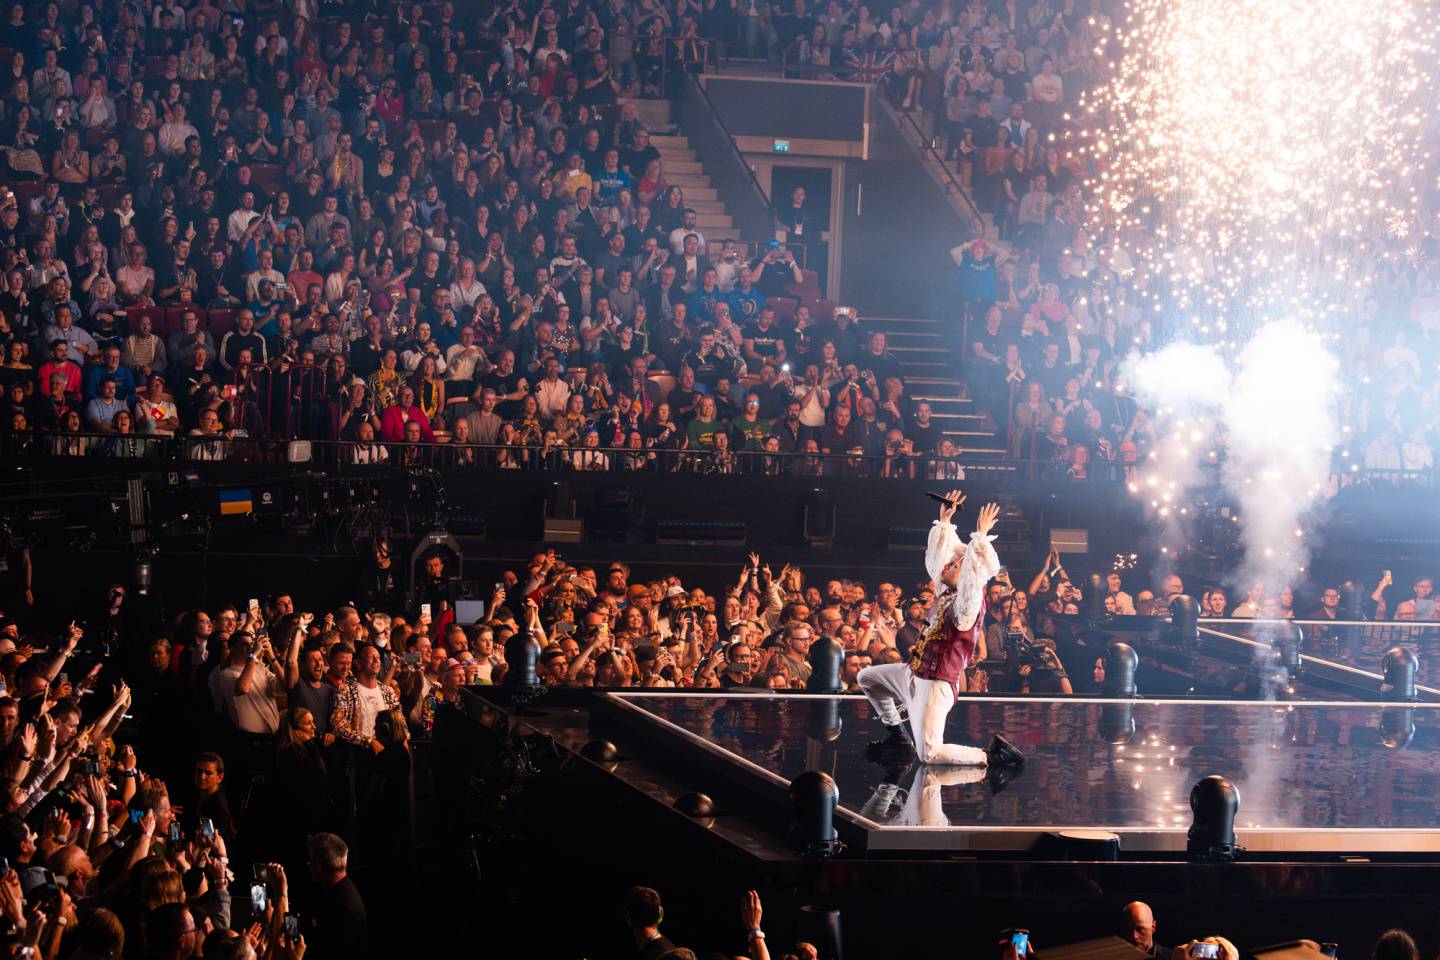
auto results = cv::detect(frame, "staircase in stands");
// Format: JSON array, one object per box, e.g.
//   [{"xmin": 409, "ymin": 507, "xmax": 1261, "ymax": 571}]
[
  {"xmin": 869, "ymin": 316, "xmax": 1008, "ymax": 462},
  {"xmin": 621, "ymin": 98, "xmax": 742, "ymax": 245},
  {"xmin": 625, "ymin": 98, "xmax": 1002, "ymax": 460}
]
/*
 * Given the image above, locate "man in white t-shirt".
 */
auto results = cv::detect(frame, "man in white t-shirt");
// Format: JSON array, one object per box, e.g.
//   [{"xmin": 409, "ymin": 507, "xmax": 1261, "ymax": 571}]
[
  {"xmin": 133, "ymin": 375, "xmax": 180, "ymax": 435},
  {"xmin": 208, "ymin": 632, "xmax": 281, "ymax": 734}
]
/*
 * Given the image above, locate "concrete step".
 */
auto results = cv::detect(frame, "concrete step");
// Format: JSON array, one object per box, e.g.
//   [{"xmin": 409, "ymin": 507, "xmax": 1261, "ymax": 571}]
[
  {"xmin": 695, "ymin": 212, "xmax": 733, "ymax": 229},
  {"xmin": 707, "ymin": 229, "xmax": 743, "ymax": 242},
  {"xmin": 931, "ymin": 413, "xmax": 989, "ymax": 427},
  {"xmin": 657, "ymin": 146, "xmax": 698, "ymax": 162},
  {"xmin": 898, "ymin": 360, "xmax": 955, "ymax": 376},
  {"xmin": 890, "ymin": 345, "xmax": 953, "ymax": 361},
  {"xmin": 651, "ymin": 134, "xmax": 690, "ymax": 148},
  {"xmin": 663, "ymin": 159, "xmax": 705, "ymax": 175},
  {"xmin": 671, "ymin": 185, "xmax": 718, "ymax": 202},
  {"xmin": 688, "ymin": 199, "xmax": 729, "ymax": 215},
  {"xmin": 668, "ymin": 174, "xmax": 714, "ymax": 189}
]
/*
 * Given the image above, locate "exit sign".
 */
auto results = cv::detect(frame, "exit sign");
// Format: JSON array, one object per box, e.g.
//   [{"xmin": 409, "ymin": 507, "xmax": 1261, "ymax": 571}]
[{"xmin": 773, "ymin": 139, "xmax": 791, "ymax": 153}]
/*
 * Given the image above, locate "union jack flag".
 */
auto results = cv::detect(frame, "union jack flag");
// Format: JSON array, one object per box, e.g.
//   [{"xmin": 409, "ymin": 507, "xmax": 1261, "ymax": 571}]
[{"xmin": 844, "ymin": 48, "xmax": 894, "ymax": 84}]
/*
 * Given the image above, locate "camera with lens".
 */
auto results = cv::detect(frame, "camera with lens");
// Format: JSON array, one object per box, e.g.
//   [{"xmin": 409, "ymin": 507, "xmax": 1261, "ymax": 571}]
[{"xmin": 1005, "ymin": 631, "xmax": 1051, "ymax": 670}]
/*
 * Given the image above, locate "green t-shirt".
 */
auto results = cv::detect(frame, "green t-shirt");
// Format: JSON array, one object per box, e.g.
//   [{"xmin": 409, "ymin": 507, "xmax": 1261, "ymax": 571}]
[
  {"xmin": 729, "ymin": 415, "xmax": 772, "ymax": 450},
  {"xmin": 686, "ymin": 417, "xmax": 724, "ymax": 448}
]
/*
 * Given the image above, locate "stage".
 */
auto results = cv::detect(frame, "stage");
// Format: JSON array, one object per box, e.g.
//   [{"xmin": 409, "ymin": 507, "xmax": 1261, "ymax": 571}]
[{"xmin": 590, "ymin": 691, "xmax": 1440, "ymax": 856}]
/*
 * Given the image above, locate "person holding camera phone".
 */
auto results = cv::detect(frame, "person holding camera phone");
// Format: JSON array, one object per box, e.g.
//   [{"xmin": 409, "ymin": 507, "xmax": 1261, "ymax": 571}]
[{"xmin": 857, "ymin": 491, "xmax": 1026, "ymax": 770}]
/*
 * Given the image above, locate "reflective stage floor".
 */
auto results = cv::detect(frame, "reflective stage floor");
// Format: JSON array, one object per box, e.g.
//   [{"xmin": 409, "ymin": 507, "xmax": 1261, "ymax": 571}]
[{"xmin": 600, "ymin": 693, "xmax": 1440, "ymax": 854}]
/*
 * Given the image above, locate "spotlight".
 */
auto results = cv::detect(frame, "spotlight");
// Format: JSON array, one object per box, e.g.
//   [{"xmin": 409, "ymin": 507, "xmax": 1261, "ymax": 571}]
[
  {"xmin": 788, "ymin": 771, "xmax": 844, "ymax": 858},
  {"xmin": 1102, "ymin": 642, "xmax": 1139, "ymax": 698},
  {"xmin": 1186, "ymin": 775, "xmax": 1242, "ymax": 862},
  {"xmin": 1381, "ymin": 647, "xmax": 1418, "ymax": 702},
  {"xmin": 674, "ymin": 792, "xmax": 715, "ymax": 821},
  {"xmin": 580, "ymin": 740, "xmax": 621, "ymax": 763},
  {"xmin": 1270, "ymin": 621, "xmax": 1304, "ymax": 677},
  {"xmin": 1166, "ymin": 594, "xmax": 1199, "ymax": 648},
  {"xmin": 502, "ymin": 632, "xmax": 546, "ymax": 706},
  {"xmin": 806, "ymin": 634, "xmax": 844, "ymax": 694}
]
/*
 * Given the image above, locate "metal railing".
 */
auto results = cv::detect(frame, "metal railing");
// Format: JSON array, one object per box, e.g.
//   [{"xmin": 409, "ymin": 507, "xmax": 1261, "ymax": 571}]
[
  {"xmin": 0, "ymin": 432, "xmax": 1096, "ymax": 478},
  {"xmin": 678, "ymin": 73, "xmax": 775, "ymax": 243},
  {"xmin": 6, "ymin": 430, "xmax": 1436, "ymax": 493},
  {"xmin": 636, "ymin": 34, "xmax": 720, "ymax": 98},
  {"xmin": 892, "ymin": 104, "xmax": 985, "ymax": 233}
]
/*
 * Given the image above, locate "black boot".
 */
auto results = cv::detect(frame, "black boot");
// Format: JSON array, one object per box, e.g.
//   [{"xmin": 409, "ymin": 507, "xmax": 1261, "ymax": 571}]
[
  {"xmin": 985, "ymin": 733, "xmax": 1026, "ymax": 768},
  {"xmin": 865, "ymin": 722, "xmax": 916, "ymax": 760}
]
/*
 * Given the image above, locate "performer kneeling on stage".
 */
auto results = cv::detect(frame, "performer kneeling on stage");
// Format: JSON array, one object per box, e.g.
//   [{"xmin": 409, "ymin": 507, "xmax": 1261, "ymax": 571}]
[{"xmin": 858, "ymin": 490, "xmax": 1026, "ymax": 768}]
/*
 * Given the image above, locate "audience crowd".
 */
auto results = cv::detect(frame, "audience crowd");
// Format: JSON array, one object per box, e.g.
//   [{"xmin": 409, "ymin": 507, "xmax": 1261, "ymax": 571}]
[
  {"xmin": 0, "ymin": 0, "xmax": 992, "ymax": 477},
  {"xmin": 905, "ymin": 0, "xmax": 1440, "ymax": 482},
  {"xmin": 603, "ymin": 886, "xmax": 1412, "ymax": 960}
]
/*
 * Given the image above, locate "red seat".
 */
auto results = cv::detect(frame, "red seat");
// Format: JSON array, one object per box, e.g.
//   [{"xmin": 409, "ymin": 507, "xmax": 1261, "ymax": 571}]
[
  {"xmin": 84, "ymin": 125, "xmax": 114, "ymax": 149},
  {"xmin": 785, "ymin": 269, "xmax": 822, "ymax": 304},
  {"xmin": 461, "ymin": 50, "xmax": 489, "ymax": 72},
  {"xmin": 417, "ymin": 119, "xmax": 447, "ymax": 143},
  {"xmin": 249, "ymin": 162, "xmax": 285, "ymax": 196},
  {"xmin": 769, "ymin": 296, "xmax": 797, "ymax": 325},
  {"xmin": 11, "ymin": 182, "xmax": 45, "ymax": 211},
  {"xmin": 144, "ymin": 55, "xmax": 168, "ymax": 78},
  {"xmin": 158, "ymin": 306, "xmax": 194, "ymax": 334},
  {"xmin": 97, "ymin": 184, "xmax": 126, "ymax": 208},
  {"xmin": 205, "ymin": 308, "xmax": 236, "ymax": 336},
  {"xmin": 811, "ymin": 298, "xmax": 836, "ymax": 321}
]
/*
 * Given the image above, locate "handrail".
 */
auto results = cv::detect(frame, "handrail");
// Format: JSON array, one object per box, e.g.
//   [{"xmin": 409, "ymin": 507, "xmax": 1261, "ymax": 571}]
[
  {"xmin": 676, "ymin": 72, "xmax": 774, "ymax": 243},
  {"xmin": 893, "ymin": 105, "xmax": 985, "ymax": 233},
  {"xmin": 8, "ymin": 430, "xmax": 1439, "ymax": 492}
]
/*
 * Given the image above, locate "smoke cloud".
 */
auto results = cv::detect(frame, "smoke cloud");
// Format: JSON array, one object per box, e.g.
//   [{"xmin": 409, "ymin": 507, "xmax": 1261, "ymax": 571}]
[
  {"xmin": 1222, "ymin": 321, "xmax": 1340, "ymax": 594},
  {"xmin": 1125, "ymin": 322, "xmax": 1340, "ymax": 597}
]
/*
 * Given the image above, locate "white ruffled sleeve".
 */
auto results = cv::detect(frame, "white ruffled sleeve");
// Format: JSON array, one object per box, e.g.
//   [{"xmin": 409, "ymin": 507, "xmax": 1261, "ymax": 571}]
[{"xmin": 951, "ymin": 531, "xmax": 1000, "ymax": 627}]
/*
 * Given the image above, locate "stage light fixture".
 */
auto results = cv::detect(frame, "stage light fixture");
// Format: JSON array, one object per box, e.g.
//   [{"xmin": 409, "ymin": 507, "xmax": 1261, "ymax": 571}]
[
  {"xmin": 502, "ymin": 632, "xmax": 545, "ymax": 705},
  {"xmin": 788, "ymin": 770, "xmax": 844, "ymax": 858},
  {"xmin": 674, "ymin": 792, "xmax": 715, "ymax": 820},
  {"xmin": 1270, "ymin": 621, "xmax": 1304, "ymax": 677},
  {"xmin": 1165, "ymin": 594, "xmax": 1199, "ymax": 648},
  {"xmin": 1102, "ymin": 642, "xmax": 1139, "ymax": 698},
  {"xmin": 806, "ymin": 634, "xmax": 844, "ymax": 694},
  {"xmin": 1186, "ymin": 775, "xmax": 1241, "ymax": 862},
  {"xmin": 580, "ymin": 740, "xmax": 621, "ymax": 764},
  {"xmin": 1381, "ymin": 647, "xmax": 1418, "ymax": 702}
]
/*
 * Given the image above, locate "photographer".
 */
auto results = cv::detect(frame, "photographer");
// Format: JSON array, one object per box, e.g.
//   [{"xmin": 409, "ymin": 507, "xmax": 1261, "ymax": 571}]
[{"xmin": 749, "ymin": 241, "xmax": 804, "ymax": 297}]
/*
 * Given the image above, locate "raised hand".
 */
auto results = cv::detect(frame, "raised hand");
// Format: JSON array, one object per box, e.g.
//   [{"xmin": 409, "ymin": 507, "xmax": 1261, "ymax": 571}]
[
  {"xmin": 938, "ymin": 488, "xmax": 965, "ymax": 524},
  {"xmin": 740, "ymin": 889, "xmax": 763, "ymax": 931},
  {"xmin": 976, "ymin": 502, "xmax": 1001, "ymax": 537}
]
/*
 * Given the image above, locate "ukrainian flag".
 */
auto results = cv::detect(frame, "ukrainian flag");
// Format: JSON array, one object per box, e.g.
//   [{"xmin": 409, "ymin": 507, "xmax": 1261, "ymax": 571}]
[{"xmin": 219, "ymin": 488, "xmax": 253, "ymax": 516}]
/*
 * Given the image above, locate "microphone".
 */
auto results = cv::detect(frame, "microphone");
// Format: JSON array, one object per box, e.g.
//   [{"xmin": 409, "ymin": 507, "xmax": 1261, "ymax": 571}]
[{"xmin": 924, "ymin": 492, "xmax": 963, "ymax": 508}]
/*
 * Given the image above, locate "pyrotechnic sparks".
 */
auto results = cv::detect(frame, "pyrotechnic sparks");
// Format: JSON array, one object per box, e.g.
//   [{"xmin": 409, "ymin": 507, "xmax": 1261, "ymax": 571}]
[
  {"xmin": 1078, "ymin": 0, "xmax": 1439, "ymax": 333},
  {"xmin": 1081, "ymin": 0, "xmax": 1440, "ymax": 594}
]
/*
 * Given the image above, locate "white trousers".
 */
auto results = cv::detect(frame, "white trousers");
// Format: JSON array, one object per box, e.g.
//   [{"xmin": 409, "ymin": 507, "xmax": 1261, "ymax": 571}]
[{"xmin": 857, "ymin": 662, "xmax": 988, "ymax": 765}]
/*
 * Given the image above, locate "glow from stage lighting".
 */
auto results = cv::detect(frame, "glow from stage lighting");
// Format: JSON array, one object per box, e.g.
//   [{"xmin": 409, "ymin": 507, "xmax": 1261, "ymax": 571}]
[
  {"xmin": 1086, "ymin": 0, "xmax": 1436, "ymax": 593},
  {"xmin": 1078, "ymin": 0, "xmax": 1439, "ymax": 333}
]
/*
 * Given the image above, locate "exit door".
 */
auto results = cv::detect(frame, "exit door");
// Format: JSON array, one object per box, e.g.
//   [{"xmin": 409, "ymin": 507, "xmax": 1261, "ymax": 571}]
[{"xmin": 770, "ymin": 165, "xmax": 833, "ymax": 296}]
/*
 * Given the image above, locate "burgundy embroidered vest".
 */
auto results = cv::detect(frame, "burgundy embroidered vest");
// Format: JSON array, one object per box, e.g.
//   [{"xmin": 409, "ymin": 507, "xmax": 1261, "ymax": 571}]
[{"xmin": 909, "ymin": 589, "xmax": 982, "ymax": 689}]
